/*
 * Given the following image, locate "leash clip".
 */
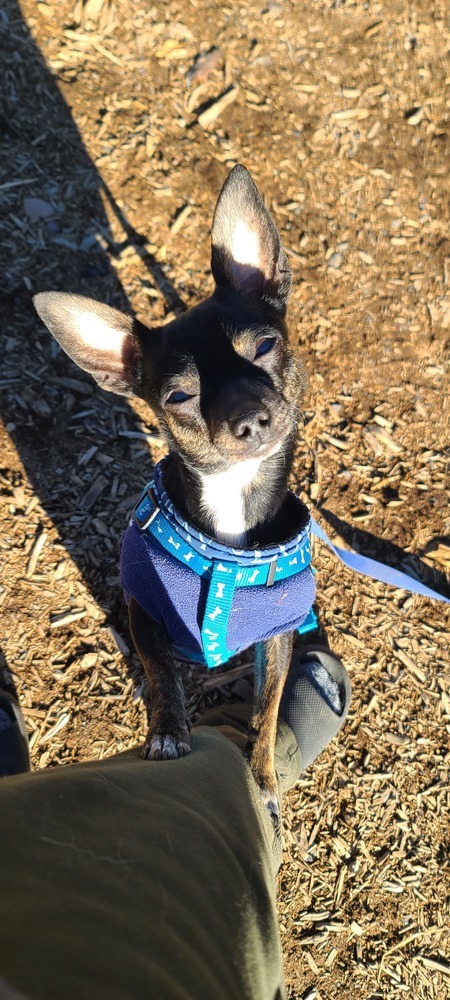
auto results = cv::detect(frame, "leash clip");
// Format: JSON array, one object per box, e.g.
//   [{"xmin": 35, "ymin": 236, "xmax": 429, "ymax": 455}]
[{"xmin": 133, "ymin": 485, "xmax": 160, "ymax": 531}]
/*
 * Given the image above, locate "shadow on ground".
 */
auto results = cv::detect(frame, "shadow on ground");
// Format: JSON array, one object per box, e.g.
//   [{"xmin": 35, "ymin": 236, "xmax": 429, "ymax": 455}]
[{"xmin": 1, "ymin": 1, "xmax": 185, "ymax": 640}]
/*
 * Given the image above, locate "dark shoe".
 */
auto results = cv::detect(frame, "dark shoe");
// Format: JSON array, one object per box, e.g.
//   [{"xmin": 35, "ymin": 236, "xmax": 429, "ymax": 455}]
[
  {"xmin": 279, "ymin": 645, "xmax": 351, "ymax": 770},
  {"xmin": 0, "ymin": 690, "xmax": 31, "ymax": 777}
]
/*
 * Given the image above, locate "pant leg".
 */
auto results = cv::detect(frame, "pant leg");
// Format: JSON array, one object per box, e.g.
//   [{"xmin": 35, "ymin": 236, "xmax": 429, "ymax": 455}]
[{"xmin": 0, "ymin": 716, "xmax": 295, "ymax": 1000}]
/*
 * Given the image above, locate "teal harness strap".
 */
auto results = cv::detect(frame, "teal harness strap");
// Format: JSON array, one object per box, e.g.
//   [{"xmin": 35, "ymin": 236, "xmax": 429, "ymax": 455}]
[
  {"xmin": 202, "ymin": 569, "xmax": 318, "ymax": 668},
  {"xmin": 201, "ymin": 561, "xmax": 240, "ymax": 667}
]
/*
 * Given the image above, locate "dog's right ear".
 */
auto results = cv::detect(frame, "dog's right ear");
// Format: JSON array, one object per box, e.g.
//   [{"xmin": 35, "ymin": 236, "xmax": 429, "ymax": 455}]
[{"xmin": 34, "ymin": 292, "xmax": 148, "ymax": 396}]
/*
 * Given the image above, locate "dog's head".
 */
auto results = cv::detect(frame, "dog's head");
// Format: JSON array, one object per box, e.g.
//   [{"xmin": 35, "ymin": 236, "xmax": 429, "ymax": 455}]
[{"xmin": 34, "ymin": 165, "xmax": 304, "ymax": 475}]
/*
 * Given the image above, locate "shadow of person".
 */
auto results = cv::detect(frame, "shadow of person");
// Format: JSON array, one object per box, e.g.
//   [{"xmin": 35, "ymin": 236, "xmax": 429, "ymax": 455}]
[{"xmin": 0, "ymin": 2, "xmax": 185, "ymax": 682}]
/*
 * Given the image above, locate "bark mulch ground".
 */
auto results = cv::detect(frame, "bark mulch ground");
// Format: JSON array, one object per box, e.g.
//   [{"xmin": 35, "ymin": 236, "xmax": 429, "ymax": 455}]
[{"xmin": 1, "ymin": 1, "xmax": 449, "ymax": 997}]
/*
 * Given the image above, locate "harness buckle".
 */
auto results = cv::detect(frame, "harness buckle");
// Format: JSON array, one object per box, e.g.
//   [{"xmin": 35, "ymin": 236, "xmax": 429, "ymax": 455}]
[{"xmin": 133, "ymin": 486, "xmax": 159, "ymax": 531}]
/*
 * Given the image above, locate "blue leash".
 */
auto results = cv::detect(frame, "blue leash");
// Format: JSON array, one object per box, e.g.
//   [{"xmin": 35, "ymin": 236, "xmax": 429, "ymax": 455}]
[{"xmin": 311, "ymin": 518, "xmax": 450, "ymax": 605}]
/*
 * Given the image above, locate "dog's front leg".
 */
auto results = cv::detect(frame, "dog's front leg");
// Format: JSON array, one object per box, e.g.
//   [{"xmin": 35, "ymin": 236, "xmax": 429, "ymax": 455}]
[
  {"xmin": 245, "ymin": 632, "xmax": 294, "ymax": 822},
  {"xmin": 128, "ymin": 597, "xmax": 190, "ymax": 760}
]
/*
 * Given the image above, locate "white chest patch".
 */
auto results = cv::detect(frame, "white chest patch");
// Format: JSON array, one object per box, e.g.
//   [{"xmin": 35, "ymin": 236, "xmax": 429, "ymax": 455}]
[{"xmin": 199, "ymin": 458, "xmax": 263, "ymax": 546}]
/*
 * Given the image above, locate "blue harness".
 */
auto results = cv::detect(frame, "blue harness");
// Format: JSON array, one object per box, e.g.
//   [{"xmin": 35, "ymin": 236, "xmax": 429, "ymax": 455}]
[
  {"xmin": 121, "ymin": 460, "xmax": 317, "ymax": 669},
  {"xmin": 121, "ymin": 460, "xmax": 449, "ymax": 670}
]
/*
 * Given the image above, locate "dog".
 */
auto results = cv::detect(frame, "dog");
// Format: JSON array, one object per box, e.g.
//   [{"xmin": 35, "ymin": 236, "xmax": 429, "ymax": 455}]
[{"xmin": 34, "ymin": 165, "xmax": 316, "ymax": 820}]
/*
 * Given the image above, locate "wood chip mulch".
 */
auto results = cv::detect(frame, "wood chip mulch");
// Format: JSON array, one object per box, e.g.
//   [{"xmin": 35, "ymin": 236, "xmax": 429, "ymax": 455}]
[{"xmin": 1, "ymin": 1, "xmax": 449, "ymax": 997}]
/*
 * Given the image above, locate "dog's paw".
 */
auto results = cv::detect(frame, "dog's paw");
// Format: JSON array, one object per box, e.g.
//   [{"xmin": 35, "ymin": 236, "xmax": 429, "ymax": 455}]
[
  {"xmin": 143, "ymin": 732, "xmax": 191, "ymax": 761},
  {"xmin": 245, "ymin": 749, "xmax": 280, "ymax": 826}
]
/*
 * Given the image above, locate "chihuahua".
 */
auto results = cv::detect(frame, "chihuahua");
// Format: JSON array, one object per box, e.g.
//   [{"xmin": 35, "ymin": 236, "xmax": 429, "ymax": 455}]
[{"xmin": 34, "ymin": 165, "xmax": 316, "ymax": 820}]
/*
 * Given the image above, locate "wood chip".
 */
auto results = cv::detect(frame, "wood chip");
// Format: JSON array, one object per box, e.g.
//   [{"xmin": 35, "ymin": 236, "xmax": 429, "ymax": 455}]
[
  {"xmin": 50, "ymin": 609, "xmax": 87, "ymax": 628},
  {"xmin": 364, "ymin": 424, "xmax": 403, "ymax": 454},
  {"xmin": 78, "ymin": 445, "xmax": 98, "ymax": 466},
  {"xmin": 365, "ymin": 20, "xmax": 384, "ymax": 36},
  {"xmin": 197, "ymin": 86, "xmax": 238, "ymax": 127},
  {"xmin": 170, "ymin": 204, "xmax": 192, "ymax": 236},
  {"xmin": 108, "ymin": 626, "xmax": 130, "ymax": 656},
  {"xmin": 26, "ymin": 531, "xmax": 47, "ymax": 576},
  {"xmin": 40, "ymin": 713, "xmax": 71, "ymax": 743},
  {"xmin": 394, "ymin": 648, "xmax": 427, "ymax": 683},
  {"xmin": 331, "ymin": 109, "xmax": 370, "ymax": 122},
  {"xmin": 80, "ymin": 475, "xmax": 108, "ymax": 511},
  {"xmin": 322, "ymin": 432, "xmax": 349, "ymax": 450},
  {"xmin": 49, "ymin": 375, "xmax": 93, "ymax": 395},
  {"xmin": 417, "ymin": 956, "xmax": 450, "ymax": 976}
]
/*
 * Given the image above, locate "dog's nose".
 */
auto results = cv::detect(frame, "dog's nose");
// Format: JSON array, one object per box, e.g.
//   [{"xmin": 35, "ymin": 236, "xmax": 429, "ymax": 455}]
[{"xmin": 230, "ymin": 406, "xmax": 271, "ymax": 443}]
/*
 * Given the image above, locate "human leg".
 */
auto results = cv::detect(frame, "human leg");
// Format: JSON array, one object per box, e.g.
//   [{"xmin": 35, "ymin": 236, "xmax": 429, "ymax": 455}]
[{"xmin": 0, "ymin": 649, "xmax": 350, "ymax": 1000}]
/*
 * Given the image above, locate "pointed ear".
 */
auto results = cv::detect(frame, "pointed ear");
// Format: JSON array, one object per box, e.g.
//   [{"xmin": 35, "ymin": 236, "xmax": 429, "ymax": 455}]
[
  {"xmin": 211, "ymin": 164, "xmax": 292, "ymax": 311},
  {"xmin": 33, "ymin": 292, "xmax": 145, "ymax": 396}
]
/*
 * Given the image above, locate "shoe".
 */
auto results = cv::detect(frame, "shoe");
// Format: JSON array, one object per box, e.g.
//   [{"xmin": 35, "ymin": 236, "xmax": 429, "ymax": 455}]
[
  {"xmin": 279, "ymin": 644, "xmax": 351, "ymax": 770},
  {"xmin": 0, "ymin": 689, "xmax": 31, "ymax": 777}
]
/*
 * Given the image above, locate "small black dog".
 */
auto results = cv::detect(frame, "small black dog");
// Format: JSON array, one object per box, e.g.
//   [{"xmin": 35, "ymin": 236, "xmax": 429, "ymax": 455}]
[{"xmin": 34, "ymin": 165, "xmax": 315, "ymax": 819}]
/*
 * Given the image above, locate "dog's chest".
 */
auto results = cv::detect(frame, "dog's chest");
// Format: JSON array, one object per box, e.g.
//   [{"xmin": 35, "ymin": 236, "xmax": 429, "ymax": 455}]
[{"xmin": 198, "ymin": 458, "xmax": 264, "ymax": 546}]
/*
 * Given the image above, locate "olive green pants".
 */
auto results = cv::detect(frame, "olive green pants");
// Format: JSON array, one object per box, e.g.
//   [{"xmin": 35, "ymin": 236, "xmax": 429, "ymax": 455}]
[{"xmin": 0, "ymin": 707, "xmax": 301, "ymax": 1000}]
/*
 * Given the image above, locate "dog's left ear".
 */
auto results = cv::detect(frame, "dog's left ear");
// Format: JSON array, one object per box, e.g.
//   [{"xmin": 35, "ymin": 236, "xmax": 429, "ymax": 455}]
[{"xmin": 211, "ymin": 164, "xmax": 292, "ymax": 311}]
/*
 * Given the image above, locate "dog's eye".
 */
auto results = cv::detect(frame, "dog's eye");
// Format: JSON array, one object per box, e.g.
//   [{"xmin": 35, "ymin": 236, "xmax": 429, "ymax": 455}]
[
  {"xmin": 254, "ymin": 337, "xmax": 275, "ymax": 359},
  {"xmin": 166, "ymin": 390, "xmax": 193, "ymax": 405}
]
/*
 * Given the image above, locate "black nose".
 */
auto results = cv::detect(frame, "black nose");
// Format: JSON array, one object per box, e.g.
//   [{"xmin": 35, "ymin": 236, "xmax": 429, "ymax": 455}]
[{"xmin": 230, "ymin": 406, "xmax": 271, "ymax": 443}]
